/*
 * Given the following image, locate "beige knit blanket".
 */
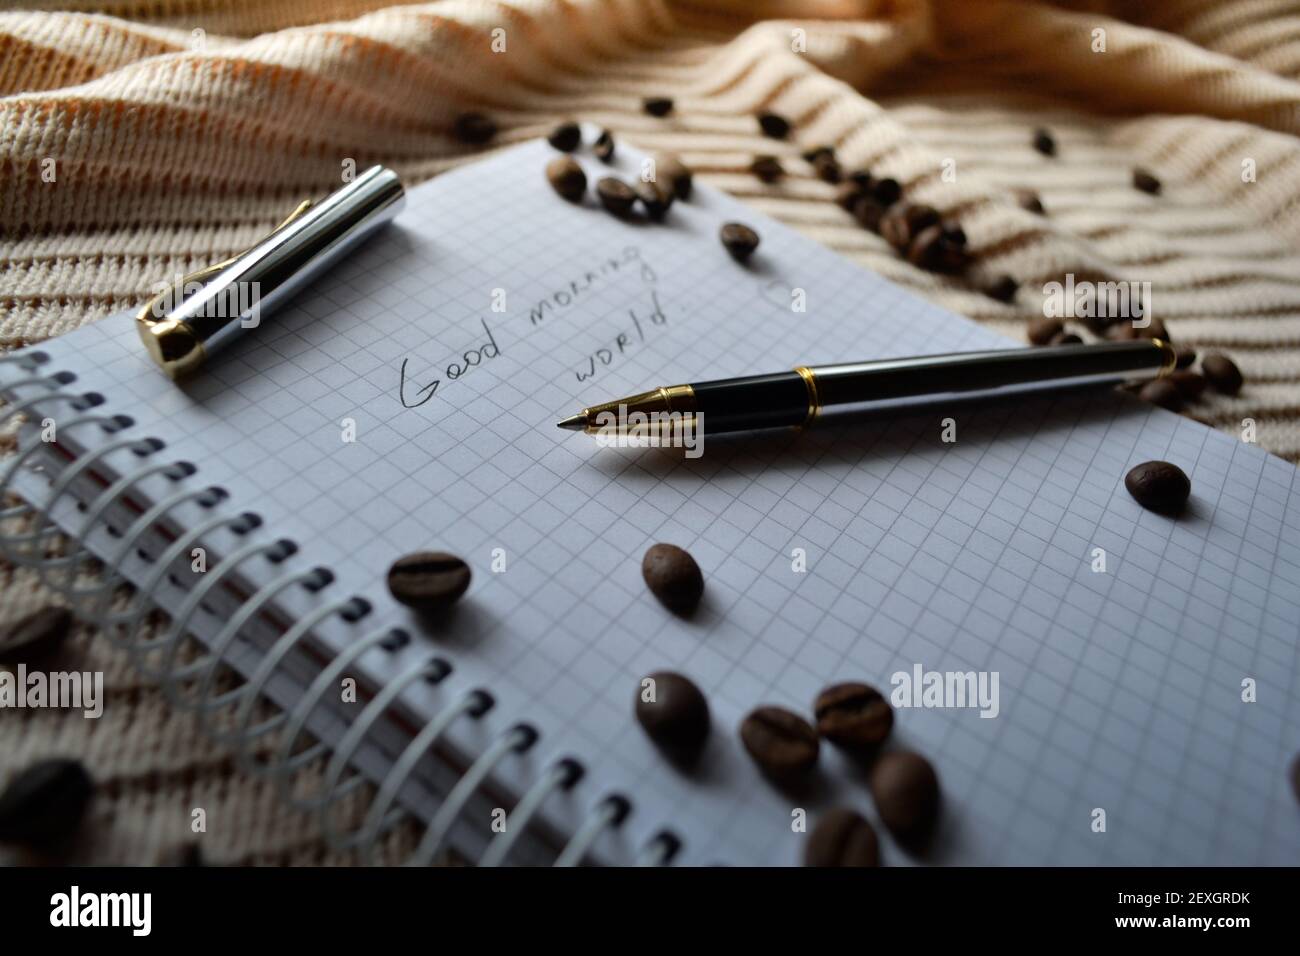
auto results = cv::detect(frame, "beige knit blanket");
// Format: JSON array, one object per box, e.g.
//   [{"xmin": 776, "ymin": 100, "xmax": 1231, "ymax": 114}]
[{"xmin": 2, "ymin": 0, "xmax": 1298, "ymax": 864}]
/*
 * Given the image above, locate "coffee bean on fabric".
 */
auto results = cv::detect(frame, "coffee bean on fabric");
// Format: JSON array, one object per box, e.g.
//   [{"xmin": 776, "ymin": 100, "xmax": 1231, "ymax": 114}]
[
  {"xmin": 1014, "ymin": 188, "xmax": 1045, "ymax": 214},
  {"xmin": 633, "ymin": 179, "xmax": 672, "ymax": 221},
  {"xmin": 814, "ymin": 682, "xmax": 894, "ymax": 753},
  {"xmin": 593, "ymin": 129, "xmax": 616, "ymax": 162},
  {"xmin": 1201, "ymin": 352, "xmax": 1243, "ymax": 395},
  {"xmin": 1138, "ymin": 379, "xmax": 1183, "ymax": 411},
  {"xmin": 852, "ymin": 196, "xmax": 886, "ymax": 232},
  {"xmin": 1027, "ymin": 317, "xmax": 1064, "ymax": 345},
  {"xmin": 1174, "ymin": 345, "xmax": 1197, "ymax": 369},
  {"xmin": 1133, "ymin": 168, "xmax": 1162, "ymax": 194},
  {"xmin": 908, "ymin": 224, "xmax": 966, "ymax": 273},
  {"xmin": 804, "ymin": 807, "xmax": 880, "ymax": 867},
  {"xmin": 835, "ymin": 181, "xmax": 863, "ymax": 211},
  {"xmin": 812, "ymin": 153, "xmax": 842, "ymax": 184},
  {"xmin": 986, "ymin": 275, "xmax": 1018, "ymax": 303},
  {"xmin": 643, "ymin": 96, "xmax": 673, "ymax": 117},
  {"xmin": 1125, "ymin": 460, "xmax": 1191, "ymax": 515},
  {"xmin": 740, "ymin": 706, "xmax": 820, "ymax": 780},
  {"xmin": 0, "ymin": 759, "xmax": 94, "ymax": 847},
  {"xmin": 0, "ymin": 606, "xmax": 73, "ymax": 664},
  {"xmin": 941, "ymin": 221, "xmax": 967, "ymax": 247},
  {"xmin": 641, "ymin": 543, "xmax": 704, "ymax": 614},
  {"xmin": 545, "ymin": 156, "xmax": 587, "ymax": 202},
  {"xmin": 1032, "ymin": 127, "xmax": 1056, "ymax": 156},
  {"xmin": 720, "ymin": 222, "xmax": 760, "ymax": 263},
  {"xmin": 848, "ymin": 169, "xmax": 875, "ymax": 191},
  {"xmin": 803, "ymin": 145, "xmax": 834, "ymax": 164},
  {"xmin": 882, "ymin": 203, "xmax": 939, "ymax": 251},
  {"xmin": 387, "ymin": 551, "xmax": 472, "ymax": 611},
  {"xmin": 595, "ymin": 177, "xmax": 637, "ymax": 217},
  {"xmin": 757, "ymin": 111, "xmax": 790, "ymax": 139},
  {"xmin": 1169, "ymin": 369, "xmax": 1206, "ymax": 400},
  {"xmin": 750, "ymin": 155, "xmax": 784, "ymax": 183},
  {"xmin": 656, "ymin": 154, "xmax": 693, "ymax": 200},
  {"xmin": 869, "ymin": 750, "xmax": 940, "ymax": 846},
  {"xmin": 452, "ymin": 112, "xmax": 496, "ymax": 145},
  {"xmin": 547, "ymin": 120, "xmax": 582, "ymax": 152},
  {"xmin": 635, "ymin": 671, "xmax": 710, "ymax": 760},
  {"xmin": 871, "ymin": 176, "xmax": 902, "ymax": 206}
]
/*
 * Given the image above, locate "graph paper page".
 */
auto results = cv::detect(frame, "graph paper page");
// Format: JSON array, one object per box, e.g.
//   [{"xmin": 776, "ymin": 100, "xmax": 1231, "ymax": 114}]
[{"xmin": 13, "ymin": 139, "xmax": 1299, "ymax": 866}]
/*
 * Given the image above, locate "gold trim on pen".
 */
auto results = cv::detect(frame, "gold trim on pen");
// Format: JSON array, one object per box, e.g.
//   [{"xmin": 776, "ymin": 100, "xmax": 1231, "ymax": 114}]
[
  {"xmin": 794, "ymin": 365, "xmax": 821, "ymax": 426},
  {"xmin": 1149, "ymin": 338, "xmax": 1177, "ymax": 378},
  {"xmin": 135, "ymin": 199, "xmax": 314, "ymax": 380}
]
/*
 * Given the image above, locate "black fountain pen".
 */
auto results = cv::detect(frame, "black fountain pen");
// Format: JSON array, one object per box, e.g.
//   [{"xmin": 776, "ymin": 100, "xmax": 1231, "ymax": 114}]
[{"xmin": 557, "ymin": 339, "xmax": 1177, "ymax": 436}]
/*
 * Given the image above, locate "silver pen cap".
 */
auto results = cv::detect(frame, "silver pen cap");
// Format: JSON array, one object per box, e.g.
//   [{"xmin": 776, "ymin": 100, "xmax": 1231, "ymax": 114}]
[{"xmin": 136, "ymin": 165, "xmax": 405, "ymax": 379}]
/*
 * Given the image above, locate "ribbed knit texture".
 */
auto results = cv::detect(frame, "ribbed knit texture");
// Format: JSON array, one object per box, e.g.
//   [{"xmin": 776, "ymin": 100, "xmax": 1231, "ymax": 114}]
[{"xmin": 1, "ymin": 0, "xmax": 1298, "ymax": 864}]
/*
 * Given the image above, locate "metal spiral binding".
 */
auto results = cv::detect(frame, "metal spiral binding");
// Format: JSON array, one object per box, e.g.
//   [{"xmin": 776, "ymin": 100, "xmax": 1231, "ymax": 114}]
[{"xmin": 0, "ymin": 351, "xmax": 682, "ymax": 866}]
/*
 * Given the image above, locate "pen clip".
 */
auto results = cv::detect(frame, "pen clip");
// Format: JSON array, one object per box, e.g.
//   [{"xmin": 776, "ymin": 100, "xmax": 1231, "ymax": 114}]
[{"xmin": 135, "ymin": 198, "xmax": 315, "ymax": 379}]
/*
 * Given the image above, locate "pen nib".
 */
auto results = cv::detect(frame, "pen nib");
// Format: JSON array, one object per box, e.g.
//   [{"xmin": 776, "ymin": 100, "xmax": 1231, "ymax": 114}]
[{"xmin": 556, "ymin": 414, "xmax": 587, "ymax": 431}]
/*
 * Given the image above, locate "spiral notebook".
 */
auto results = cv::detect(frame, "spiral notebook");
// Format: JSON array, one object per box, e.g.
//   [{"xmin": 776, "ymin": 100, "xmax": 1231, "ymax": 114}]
[{"xmin": 2, "ymin": 139, "xmax": 1297, "ymax": 866}]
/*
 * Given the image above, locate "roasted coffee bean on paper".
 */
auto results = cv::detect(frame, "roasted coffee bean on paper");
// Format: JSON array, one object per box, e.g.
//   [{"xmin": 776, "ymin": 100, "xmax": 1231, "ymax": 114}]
[
  {"xmin": 805, "ymin": 807, "xmax": 880, "ymax": 867},
  {"xmin": 641, "ymin": 543, "xmax": 704, "ymax": 615},
  {"xmin": 596, "ymin": 177, "xmax": 637, "ymax": 217},
  {"xmin": 814, "ymin": 682, "xmax": 894, "ymax": 753},
  {"xmin": 720, "ymin": 222, "xmax": 760, "ymax": 263},
  {"xmin": 740, "ymin": 706, "xmax": 820, "ymax": 781},
  {"xmin": 545, "ymin": 156, "xmax": 587, "ymax": 202},
  {"xmin": 869, "ymin": 750, "xmax": 940, "ymax": 847},
  {"xmin": 1124, "ymin": 460, "xmax": 1191, "ymax": 515},
  {"xmin": 388, "ymin": 551, "xmax": 472, "ymax": 611},
  {"xmin": 635, "ymin": 671, "xmax": 710, "ymax": 761}
]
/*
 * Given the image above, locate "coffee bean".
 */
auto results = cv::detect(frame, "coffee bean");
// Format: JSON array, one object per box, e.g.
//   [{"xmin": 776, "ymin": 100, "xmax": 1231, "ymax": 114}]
[
  {"xmin": 835, "ymin": 181, "xmax": 863, "ymax": 211},
  {"xmin": 1133, "ymin": 168, "xmax": 1161, "ymax": 194},
  {"xmin": 643, "ymin": 96, "xmax": 673, "ymax": 117},
  {"xmin": 804, "ymin": 807, "xmax": 880, "ymax": 867},
  {"xmin": 1201, "ymin": 351, "xmax": 1243, "ymax": 395},
  {"xmin": 848, "ymin": 169, "xmax": 875, "ymax": 191},
  {"xmin": 635, "ymin": 671, "xmax": 710, "ymax": 761},
  {"xmin": 871, "ymin": 176, "xmax": 902, "ymax": 206},
  {"xmin": 656, "ymin": 154, "xmax": 693, "ymax": 200},
  {"xmin": 852, "ymin": 195, "xmax": 886, "ymax": 232},
  {"xmin": 0, "ymin": 758, "xmax": 94, "ymax": 847},
  {"xmin": 812, "ymin": 153, "xmax": 842, "ymax": 184},
  {"xmin": 593, "ymin": 129, "xmax": 615, "ymax": 162},
  {"xmin": 740, "ymin": 706, "xmax": 819, "ymax": 780},
  {"xmin": 719, "ymin": 222, "xmax": 760, "ymax": 263},
  {"xmin": 1032, "ymin": 127, "xmax": 1056, "ymax": 156},
  {"xmin": 941, "ymin": 221, "xmax": 967, "ymax": 247},
  {"xmin": 757, "ymin": 111, "xmax": 790, "ymax": 139},
  {"xmin": 1014, "ymin": 188, "xmax": 1045, "ymax": 214},
  {"xmin": 1169, "ymin": 369, "xmax": 1206, "ymax": 400},
  {"xmin": 814, "ymin": 682, "xmax": 893, "ymax": 753},
  {"xmin": 0, "ymin": 606, "xmax": 73, "ymax": 664},
  {"xmin": 908, "ymin": 223, "xmax": 967, "ymax": 273},
  {"xmin": 1174, "ymin": 345, "xmax": 1197, "ymax": 369},
  {"xmin": 641, "ymin": 543, "xmax": 704, "ymax": 614},
  {"xmin": 802, "ymin": 145, "xmax": 834, "ymax": 164},
  {"xmin": 1138, "ymin": 378, "xmax": 1183, "ymax": 412},
  {"xmin": 869, "ymin": 751, "xmax": 940, "ymax": 846},
  {"xmin": 1027, "ymin": 317, "xmax": 1064, "ymax": 345},
  {"xmin": 1125, "ymin": 460, "xmax": 1191, "ymax": 515},
  {"xmin": 1050, "ymin": 331, "xmax": 1083, "ymax": 345},
  {"xmin": 750, "ymin": 155, "xmax": 784, "ymax": 183},
  {"xmin": 387, "ymin": 551, "xmax": 472, "ymax": 611},
  {"xmin": 986, "ymin": 275, "xmax": 1018, "ymax": 303},
  {"xmin": 595, "ymin": 177, "xmax": 637, "ymax": 217},
  {"xmin": 452, "ymin": 112, "xmax": 496, "ymax": 145},
  {"xmin": 882, "ymin": 203, "xmax": 940, "ymax": 251},
  {"xmin": 633, "ymin": 179, "xmax": 672, "ymax": 221},
  {"xmin": 1108, "ymin": 316, "xmax": 1169, "ymax": 342},
  {"xmin": 547, "ymin": 121, "xmax": 581, "ymax": 152},
  {"xmin": 545, "ymin": 156, "xmax": 587, "ymax": 203}
]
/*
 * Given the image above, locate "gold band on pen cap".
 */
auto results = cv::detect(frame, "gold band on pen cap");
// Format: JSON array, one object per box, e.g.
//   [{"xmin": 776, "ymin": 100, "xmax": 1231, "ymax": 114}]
[{"xmin": 793, "ymin": 365, "xmax": 821, "ymax": 425}]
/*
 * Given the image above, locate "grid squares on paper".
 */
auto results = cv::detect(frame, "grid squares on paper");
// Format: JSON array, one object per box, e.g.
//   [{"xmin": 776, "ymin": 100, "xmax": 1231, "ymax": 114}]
[{"xmin": 9, "ymin": 139, "xmax": 1299, "ymax": 867}]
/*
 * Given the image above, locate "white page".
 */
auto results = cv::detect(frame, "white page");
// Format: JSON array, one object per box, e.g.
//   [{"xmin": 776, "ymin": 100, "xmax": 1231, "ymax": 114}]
[{"xmin": 6, "ymin": 139, "xmax": 1298, "ymax": 865}]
